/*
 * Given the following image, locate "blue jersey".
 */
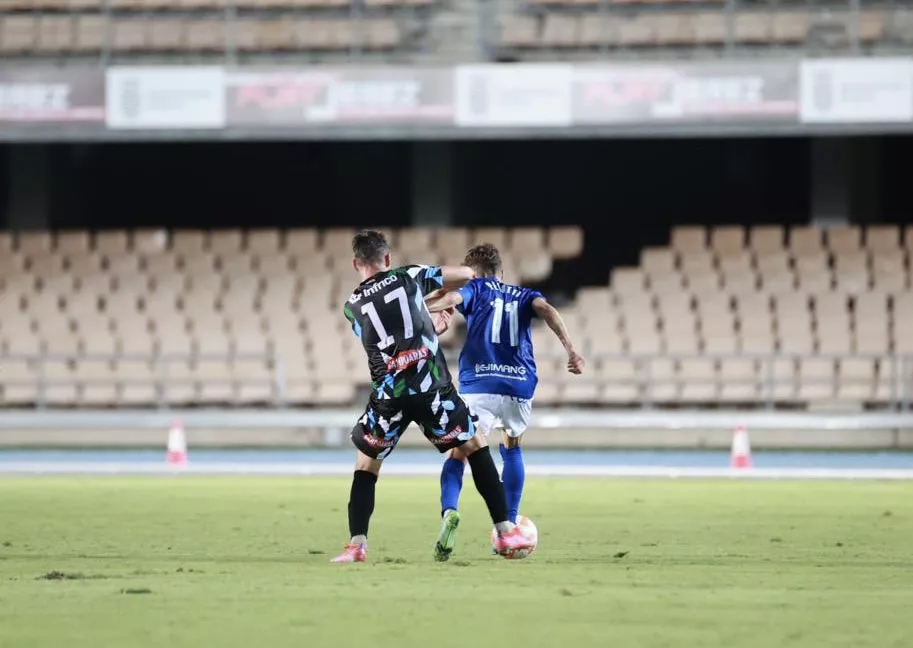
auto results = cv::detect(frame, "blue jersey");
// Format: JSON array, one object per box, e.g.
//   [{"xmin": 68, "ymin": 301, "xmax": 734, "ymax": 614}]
[{"xmin": 456, "ymin": 278, "xmax": 543, "ymax": 400}]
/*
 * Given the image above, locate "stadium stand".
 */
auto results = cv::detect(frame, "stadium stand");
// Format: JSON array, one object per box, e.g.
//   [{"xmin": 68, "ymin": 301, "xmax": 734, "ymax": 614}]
[
  {"xmin": 545, "ymin": 223, "xmax": 910, "ymax": 408},
  {"xmin": 3, "ymin": 224, "xmax": 913, "ymax": 410},
  {"xmin": 495, "ymin": 3, "xmax": 910, "ymax": 58},
  {"xmin": 0, "ymin": 226, "xmax": 583, "ymax": 408},
  {"xmin": 1, "ymin": 0, "xmax": 908, "ymax": 59},
  {"xmin": 0, "ymin": 0, "xmax": 432, "ymax": 59}
]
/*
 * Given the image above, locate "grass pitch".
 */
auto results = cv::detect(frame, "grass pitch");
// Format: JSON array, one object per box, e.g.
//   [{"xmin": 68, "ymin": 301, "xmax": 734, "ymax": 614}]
[{"xmin": 0, "ymin": 477, "xmax": 911, "ymax": 648}]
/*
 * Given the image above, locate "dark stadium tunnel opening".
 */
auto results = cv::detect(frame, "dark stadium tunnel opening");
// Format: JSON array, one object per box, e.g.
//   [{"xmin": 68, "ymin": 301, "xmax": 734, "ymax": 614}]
[{"xmin": 2, "ymin": 134, "xmax": 913, "ymax": 281}]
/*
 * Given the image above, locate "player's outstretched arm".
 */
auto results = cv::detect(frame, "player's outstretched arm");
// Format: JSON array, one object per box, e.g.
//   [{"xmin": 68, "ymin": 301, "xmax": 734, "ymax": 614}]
[
  {"xmin": 425, "ymin": 290, "xmax": 464, "ymax": 313},
  {"xmin": 439, "ymin": 265, "xmax": 475, "ymax": 290},
  {"xmin": 532, "ymin": 297, "xmax": 585, "ymax": 375}
]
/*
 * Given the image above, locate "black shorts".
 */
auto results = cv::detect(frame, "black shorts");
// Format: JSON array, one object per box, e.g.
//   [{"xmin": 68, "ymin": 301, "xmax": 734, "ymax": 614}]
[{"xmin": 351, "ymin": 383, "xmax": 478, "ymax": 460}]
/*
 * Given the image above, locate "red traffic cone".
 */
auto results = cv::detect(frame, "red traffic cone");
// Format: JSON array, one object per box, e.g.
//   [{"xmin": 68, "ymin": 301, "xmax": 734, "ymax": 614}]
[
  {"xmin": 166, "ymin": 420, "xmax": 188, "ymax": 466},
  {"xmin": 730, "ymin": 425, "xmax": 752, "ymax": 469}
]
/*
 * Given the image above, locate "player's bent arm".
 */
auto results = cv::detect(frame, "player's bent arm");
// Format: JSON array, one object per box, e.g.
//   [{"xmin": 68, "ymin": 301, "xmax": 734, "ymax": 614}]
[
  {"xmin": 439, "ymin": 265, "xmax": 475, "ymax": 290},
  {"xmin": 532, "ymin": 297, "xmax": 585, "ymax": 374},
  {"xmin": 425, "ymin": 290, "xmax": 464, "ymax": 313},
  {"xmin": 424, "ymin": 288, "xmax": 449, "ymax": 303},
  {"xmin": 532, "ymin": 297, "xmax": 574, "ymax": 352}
]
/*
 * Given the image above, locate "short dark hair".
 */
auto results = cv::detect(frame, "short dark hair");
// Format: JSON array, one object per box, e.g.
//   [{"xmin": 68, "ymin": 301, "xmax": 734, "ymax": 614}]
[
  {"xmin": 352, "ymin": 230, "xmax": 390, "ymax": 266},
  {"xmin": 464, "ymin": 243, "xmax": 502, "ymax": 277}
]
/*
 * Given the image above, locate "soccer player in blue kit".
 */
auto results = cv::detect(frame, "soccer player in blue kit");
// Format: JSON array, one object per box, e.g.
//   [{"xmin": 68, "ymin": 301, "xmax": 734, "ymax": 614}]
[{"xmin": 425, "ymin": 243, "xmax": 585, "ymax": 561}]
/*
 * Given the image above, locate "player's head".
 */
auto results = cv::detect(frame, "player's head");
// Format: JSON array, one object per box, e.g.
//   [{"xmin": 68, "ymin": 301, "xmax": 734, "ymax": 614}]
[
  {"xmin": 352, "ymin": 230, "xmax": 391, "ymax": 276},
  {"xmin": 464, "ymin": 243, "xmax": 502, "ymax": 279}
]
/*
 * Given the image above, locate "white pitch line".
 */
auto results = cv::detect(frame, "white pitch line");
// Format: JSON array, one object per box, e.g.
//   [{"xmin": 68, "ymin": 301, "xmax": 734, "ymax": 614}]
[{"xmin": 2, "ymin": 462, "xmax": 913, "ymax": 480}]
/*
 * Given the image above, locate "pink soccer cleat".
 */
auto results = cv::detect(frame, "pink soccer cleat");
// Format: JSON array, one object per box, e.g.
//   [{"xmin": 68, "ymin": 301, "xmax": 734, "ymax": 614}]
[
  {"xmin": 493, "ymin": 527, "xmax": 536, "ymax": 559},
  {"xmin": 330, "ymin": 543, "xmax": 367, "ymax": 563}
]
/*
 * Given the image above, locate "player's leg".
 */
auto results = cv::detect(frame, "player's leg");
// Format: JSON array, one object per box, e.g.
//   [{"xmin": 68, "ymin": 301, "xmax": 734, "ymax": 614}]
[
  {"xmin": 457, "ymin": 432, "xmax": 509, "ymax": 533},
  {"xmin": 421, "ymin": 387, "xmax": 534, "ymax": 557},
  {"xmin": 435, "ymin": 394, "xmax": 497, "ymax": 561},
  {"xmin": 439, "ymin": 393, "xmax": 494, "ymax": 518},
  {"xmin": 458, "ymin": 433, "xmax": 536, "ymax": 556},
  {"xmin": 331, "ymin": 449, "xmax": 381, "ymax": 563},
  {"xmin": 439, "ymin": 447, "xmax": 466, "ymax": 519},
  {"xmin": 332, "ymin": 403, "xmax": 405, "ymax": 563},
  {"xmin": 498, "ymin": 397, "xmax": 532, "ymax": 524},
  {"xmin": 499, "ymin": 431, "xmax": 523, "ymax": 524},
  {"xmin": 435, "ymin": 446, "xmax": 465, "ymax": 561}
]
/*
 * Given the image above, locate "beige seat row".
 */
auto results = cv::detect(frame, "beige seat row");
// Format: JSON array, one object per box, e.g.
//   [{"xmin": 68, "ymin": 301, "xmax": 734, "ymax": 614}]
[
  {"xmin": 568, "ymin": 288, "xmax": 912, "ymax": 355},
  {"xmin": 2, "ymin": 0, "xmax": 430, "ymax": 10},
  {"xmin": 0, "ymin": 15, "xmax": 405, "ymax": 53},
  {"xmin": 612, "ymin": 225, "xmax": 913, "ymax": 297},
  {"xmin": 501, "ymin": 10, "xmax": 894, "ymax": 50},
  {"xmin": 0, "ymin": 227, "xmax": 581, "ymax": 297},
  {"xmin": 1, "ymin": 357, "xmax": 356, "ymax": 406},
  {"xmin": 532, "ymin": 356, "xmax": 905, "ymax": 405},
  {"xmin": 668, "ymin": 224, "xmax": 913, "ymax": 257},
  {"xmin": 1, "ymin": 226, "xmax": 583, "ymax": 260}
]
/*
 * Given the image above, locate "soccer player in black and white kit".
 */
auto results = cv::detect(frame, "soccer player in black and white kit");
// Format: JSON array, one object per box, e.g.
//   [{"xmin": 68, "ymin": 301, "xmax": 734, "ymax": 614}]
[{"xmin": 331, "ymin": 230, "xmax": 535, "ymax": 563}]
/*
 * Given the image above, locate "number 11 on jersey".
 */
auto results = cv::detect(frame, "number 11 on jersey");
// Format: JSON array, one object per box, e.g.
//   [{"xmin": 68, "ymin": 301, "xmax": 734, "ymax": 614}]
[{"xmin": 491, "ymin": 298, "xmax": 519, "ymax": 346}]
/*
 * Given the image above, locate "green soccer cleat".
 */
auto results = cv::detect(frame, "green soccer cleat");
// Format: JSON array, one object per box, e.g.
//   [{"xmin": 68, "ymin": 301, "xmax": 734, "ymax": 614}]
[{"xmin": 433, "ymin": 509, "xmax": 461, "ymax": 562}]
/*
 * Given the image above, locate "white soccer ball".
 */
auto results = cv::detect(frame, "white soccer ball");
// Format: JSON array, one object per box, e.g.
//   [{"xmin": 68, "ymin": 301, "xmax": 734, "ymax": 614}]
[{"xmin": 491, "ymin": 515, "xmax": 538, "ymax": 560}]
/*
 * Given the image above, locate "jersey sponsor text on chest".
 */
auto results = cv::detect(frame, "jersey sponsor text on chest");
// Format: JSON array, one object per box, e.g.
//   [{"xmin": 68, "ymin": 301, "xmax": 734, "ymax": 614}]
[
  {"xmin": 474, "ymin": 363, "xmax": 527, "ymax": 376},
  {"xmin": 349, "ymin": 274, "xmax": 400, "ymax": 303}
]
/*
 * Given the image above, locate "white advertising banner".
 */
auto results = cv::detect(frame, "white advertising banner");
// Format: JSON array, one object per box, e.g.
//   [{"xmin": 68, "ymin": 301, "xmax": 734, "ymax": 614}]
[
  {"xmin": 106, "ymin": 66, "xmax": 226, "ymax": 129},
  {"xmin": 800, "ymin": 58, "xmax": 913, "ymax": 124},
  {"xmin": 455, "ymin": 64, "xmax": 572, "ymax": 127}
]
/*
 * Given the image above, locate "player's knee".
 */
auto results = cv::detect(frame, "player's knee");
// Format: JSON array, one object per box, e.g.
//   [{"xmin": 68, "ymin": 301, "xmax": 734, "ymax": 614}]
[
  {"xmin": 447, "ymin": 447, "xmax": 469, "ymax": 462},
  {"xmin": 502, "ymin": 431, "xmax": 522, "ymax": 449},
  {"xmin": 460, "ymin": 431, "xmax": 488, "ymax": 456},
  {"xmin": 354, "ymin": 450, "xmax": 382, "ymax": 476}
]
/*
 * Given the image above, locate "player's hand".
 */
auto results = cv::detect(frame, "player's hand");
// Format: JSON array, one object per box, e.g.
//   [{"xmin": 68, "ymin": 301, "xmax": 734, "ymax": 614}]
[
  {"xmin": 433, "ymin": 308, "xmax": 454, "ymax": 335},
  {"xmin": 566, "ymin": 350, "xmax": 585, "ymax": 375}
]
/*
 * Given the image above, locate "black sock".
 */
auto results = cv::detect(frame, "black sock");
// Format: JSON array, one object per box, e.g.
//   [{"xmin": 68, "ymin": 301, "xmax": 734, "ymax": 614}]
[
  {"xmin": 348, "ymin": 470, "xmax": 377, "ymax": 538},
  {"xmin": 467, "ymin": 446, "xmax": 509, "ymax": 525}
]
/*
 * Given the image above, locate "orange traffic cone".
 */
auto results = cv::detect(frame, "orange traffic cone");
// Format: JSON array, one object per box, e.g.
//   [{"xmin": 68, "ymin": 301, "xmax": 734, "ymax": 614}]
[
  {"xmin": 730, "ymin": 425, "xmax": 752, "ymax": 469},
  {"xmin": 166, "ymin": 420, "xmax": 188, "ymax": 466}
]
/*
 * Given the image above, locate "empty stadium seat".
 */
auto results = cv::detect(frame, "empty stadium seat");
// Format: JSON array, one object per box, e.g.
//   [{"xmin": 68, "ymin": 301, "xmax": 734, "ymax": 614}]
[
  {"xmin": 548, "ymin": 227, "xmax": 583, "ymax": 260},
  {"xmin": 866, "ymin": 226, "xmax": 899, "ymax": 253},
  {"xmin": 670, "ymin": 226, "xmax": 706, "ymax": 257},
  {"xmin": 710, "ymin": 226, "xmax": 745, "ymax": 259},
  {"xmin": 750, "ymin": 226, "xmax": 785, "ymax": 255},
  {"xmin": 827, "ymin": 226, "xmax": 861, "ymax": 254},
  {"xmin": 790, "ymin": 226, "xmax": 823, "ymax": 257},
  {"xmin": 719, "ymin": 359, "xmax": 758, "ymax": 402}
]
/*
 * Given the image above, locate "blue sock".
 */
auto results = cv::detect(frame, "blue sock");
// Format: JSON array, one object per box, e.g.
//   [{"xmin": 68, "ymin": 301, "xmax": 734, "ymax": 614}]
[
  {"xmin": 499, "ymin": 444, "xmax": 525, "ymax": 524},
  {"xmin": 440, "ymin": 458, "xmax": 464, "ymax": 515}
]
